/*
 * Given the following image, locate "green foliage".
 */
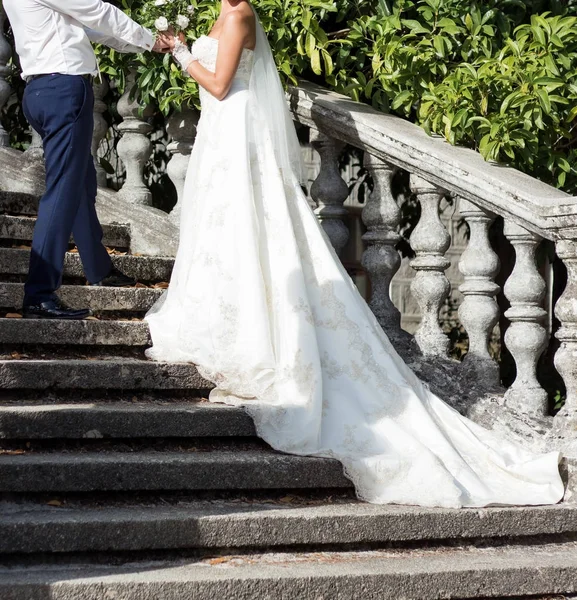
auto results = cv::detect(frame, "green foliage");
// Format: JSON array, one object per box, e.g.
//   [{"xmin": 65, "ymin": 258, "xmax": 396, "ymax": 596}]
[{"xmin": 5, "ymin": 1, "xmax": 577, "ymax": 191}]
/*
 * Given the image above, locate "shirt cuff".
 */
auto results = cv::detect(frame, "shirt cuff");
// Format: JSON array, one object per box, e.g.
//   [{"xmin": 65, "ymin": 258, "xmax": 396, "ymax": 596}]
[{"xmin": 141, "ymin": 27, "xmax": 155, "ymax": 51}]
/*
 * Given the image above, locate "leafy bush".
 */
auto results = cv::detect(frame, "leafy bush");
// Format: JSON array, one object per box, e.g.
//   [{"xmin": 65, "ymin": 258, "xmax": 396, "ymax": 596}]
[{"xmin": 4, "ymin": 0, "xmax": 577, "ymax": 192}]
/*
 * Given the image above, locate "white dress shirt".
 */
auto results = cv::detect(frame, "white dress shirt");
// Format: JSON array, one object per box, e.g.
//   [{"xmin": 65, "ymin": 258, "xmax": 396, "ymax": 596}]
[{"xmin": 3, "ymin": 0, "xmax": 155, "ymax": 80}]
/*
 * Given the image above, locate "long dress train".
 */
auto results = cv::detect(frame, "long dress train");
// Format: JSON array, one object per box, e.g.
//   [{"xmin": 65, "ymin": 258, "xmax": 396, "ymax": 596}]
[{"xmin": 145, "ymin": 33, "xmax": 564, "ymax": 509}]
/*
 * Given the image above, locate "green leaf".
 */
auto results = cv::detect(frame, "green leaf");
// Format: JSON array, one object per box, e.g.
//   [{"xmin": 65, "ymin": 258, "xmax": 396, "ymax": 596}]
[
  {"xmin": 536, "ymin": 89, "xmax": 552, "ymax": 114},
  {"xmin": 311, "ymin": 48, "xmax": 322, "ymax": 75},
  {"xmin": 392, "ymin": 90, "xmax": 412, "ymax": 110}
]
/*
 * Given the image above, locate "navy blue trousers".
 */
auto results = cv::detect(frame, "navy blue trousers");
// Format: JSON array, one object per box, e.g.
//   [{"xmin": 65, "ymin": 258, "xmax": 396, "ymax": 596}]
[{"xmin": 22, "ymin": 74, "xmax": 112, "ymax": 305}]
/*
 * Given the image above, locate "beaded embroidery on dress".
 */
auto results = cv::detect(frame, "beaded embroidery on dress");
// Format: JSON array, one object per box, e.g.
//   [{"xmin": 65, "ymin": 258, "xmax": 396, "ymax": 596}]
[{"xmin": 145, "ymin": 32, "xmax": 564, "ymax": 508}]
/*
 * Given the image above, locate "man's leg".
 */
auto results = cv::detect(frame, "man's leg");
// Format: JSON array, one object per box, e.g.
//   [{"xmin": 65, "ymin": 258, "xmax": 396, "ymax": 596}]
[
  {"xmin": 72, "ymin": 151, "xmax": 113, "ymax": 284},
  {"xmin": 22, "ymin": 75, "xmax": 111, "ymax": 307},
  {"xmin": 74, "ymin": 159, "xmax": 137, "ymax": 288}
]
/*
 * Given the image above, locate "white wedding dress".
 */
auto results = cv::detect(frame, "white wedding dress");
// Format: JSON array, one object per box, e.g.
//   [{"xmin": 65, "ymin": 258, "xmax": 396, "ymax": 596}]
[{"xmin": 145, "ymin": 32, "xmax": 564, "ymax": 508}]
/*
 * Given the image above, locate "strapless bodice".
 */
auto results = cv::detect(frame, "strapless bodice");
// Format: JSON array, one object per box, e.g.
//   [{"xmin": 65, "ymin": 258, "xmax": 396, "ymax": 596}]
[
  {"xmin": 191, "ymin": 35, "xmax": 254, "ymax": 83},
  {"xmin": 190, "ymin": 35, "xmax": 254, "ymax": 106}
]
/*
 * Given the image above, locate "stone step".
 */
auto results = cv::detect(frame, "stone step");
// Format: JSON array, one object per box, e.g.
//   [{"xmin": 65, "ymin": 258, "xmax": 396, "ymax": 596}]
[
  {"xmin": 1, "ymin": 542, "xmax": 576, "ymax": 599},
  {"xmin": 0, "ymin": 401, "xmax": 255, "ymax": 439},
  {"xmin": 1, "ymin": 500, "xmax": 574, "ymax": 554},
  {"xmin": 0, "ymin": 450, "xmax": 350, "ymax": 492},
  {"xmin": 0, "ymin": 283, "xmax": 164, "ymax": 312},
  {"xmin": 0, "ymin": 191, "xmax": 38, "ymax": 216},
  {"xmin": 0, "ymin": 359, "xmax": 211, "ymax": 390},
  {"xmin": 0, "ymin": 215, "xmax": 130, "ymax": 249},
  {"xmin": 0, "ymin": 248, "xmax": 174, "ymax": 283},
  {"xmin": 0, "ymin": 318, "xmax": 150, "ymax": 346}
]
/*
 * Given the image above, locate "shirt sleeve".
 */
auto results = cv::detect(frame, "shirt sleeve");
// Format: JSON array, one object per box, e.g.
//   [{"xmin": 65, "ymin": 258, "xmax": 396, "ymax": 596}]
[
  {"xmin": 84, "ymin": 27, "xmax": 150, "ymax": 54},
  {"xmin": 38, "ymin": 0, "xmax": 154, "ymax": 51}
]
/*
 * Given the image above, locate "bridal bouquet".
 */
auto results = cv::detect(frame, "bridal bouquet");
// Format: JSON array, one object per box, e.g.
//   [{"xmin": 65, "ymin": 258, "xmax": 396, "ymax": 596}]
[{"xmin": 144, "ymin": 0, "xmax": 196, "ymax": 34}]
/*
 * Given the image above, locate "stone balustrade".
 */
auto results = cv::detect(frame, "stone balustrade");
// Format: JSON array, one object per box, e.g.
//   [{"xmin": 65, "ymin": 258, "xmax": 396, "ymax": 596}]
[{"xmin": 287, "ymin": 81, "xmax": 577, "ymax": 482}]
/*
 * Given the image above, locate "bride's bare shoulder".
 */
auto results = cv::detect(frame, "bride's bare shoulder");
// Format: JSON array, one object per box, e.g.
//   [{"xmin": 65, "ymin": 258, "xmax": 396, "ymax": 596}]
[
  {"xmin": 221, "ymin": 3, "xmax": 256, "ymax": 47},
  {"xmin": 223, "ymin": 3, "xmax": 256, "ymax": 28}
]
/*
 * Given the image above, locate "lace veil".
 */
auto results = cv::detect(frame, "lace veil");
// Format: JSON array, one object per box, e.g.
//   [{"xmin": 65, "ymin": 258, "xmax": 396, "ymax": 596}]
[{"xmin": 249, "ymin": 4, "xmax": 305, "ymax": 184}]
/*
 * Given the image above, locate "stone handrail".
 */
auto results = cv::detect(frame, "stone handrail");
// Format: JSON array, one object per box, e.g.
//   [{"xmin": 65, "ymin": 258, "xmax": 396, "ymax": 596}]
[{"xmin": 289, "ymin": 82, "xmax": 577, "ymax": 240}]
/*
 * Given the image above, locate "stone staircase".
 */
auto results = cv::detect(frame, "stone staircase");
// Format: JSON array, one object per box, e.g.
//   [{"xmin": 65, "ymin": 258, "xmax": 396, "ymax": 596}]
[{"xmin": 1, "ymin": 202, "xmax": 577, "ymax": 600}]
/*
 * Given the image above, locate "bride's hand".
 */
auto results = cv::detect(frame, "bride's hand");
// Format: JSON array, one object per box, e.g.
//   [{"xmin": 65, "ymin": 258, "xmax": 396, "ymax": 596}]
[
  {"xmin": 159, "ymin": 27, "xmax": 176, "ymax": 50},
  {"xmin": 159, "ymin": 28, "xmax": 187, "ymax": 51}
]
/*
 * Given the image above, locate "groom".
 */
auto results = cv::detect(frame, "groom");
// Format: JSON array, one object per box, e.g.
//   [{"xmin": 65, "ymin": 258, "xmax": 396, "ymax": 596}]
[{"xmin": 3, "ymin": 0, "xmax": 167, "ymax": 319}]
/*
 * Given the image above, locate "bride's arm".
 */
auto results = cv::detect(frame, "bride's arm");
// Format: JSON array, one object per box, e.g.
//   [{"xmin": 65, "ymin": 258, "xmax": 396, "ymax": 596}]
[{"xmin": 164, "ymin": 12, "xmax": 252, "ymax": 101}]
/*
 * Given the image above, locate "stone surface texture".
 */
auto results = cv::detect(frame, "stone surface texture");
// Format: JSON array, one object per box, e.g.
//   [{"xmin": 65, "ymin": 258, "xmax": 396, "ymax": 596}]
[
  {"xmin": 0, "ymin": 450, "xmax": 350, "ymax": 492},
  {"xmin": 1, "ymin": 501, "xmax": 575, "ymax": 554},
  {"xmin": 1, "ymin": 542, "xmax": 577, "ymax": 600},
  {"xmin": 0, "ymin": 359, "xmax": 210, "ymax": 390},
  {"xmin": 0, "ymin": 401, "xmax": 256, "ymax": 440},
  {"xmin": 0, "ymin": 318, "xmax": 150, "ymax": 346},
  {"xmin": 0, "ymin": 282, "xmax": 164, "ymax": 312}
]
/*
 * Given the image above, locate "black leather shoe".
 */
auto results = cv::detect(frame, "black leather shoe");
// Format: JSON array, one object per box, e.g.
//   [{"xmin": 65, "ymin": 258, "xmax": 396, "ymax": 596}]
[
  {"xmin": 23, "ymin": 298, "xmax": 90, "ymax": 320},
  {"xmin": 90, "ymin": 266, "xmax": 136, "ymax": 287}
]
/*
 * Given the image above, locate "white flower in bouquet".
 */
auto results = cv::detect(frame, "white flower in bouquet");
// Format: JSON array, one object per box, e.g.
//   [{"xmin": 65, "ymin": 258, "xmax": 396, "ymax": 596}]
[
  {"xmin": 186, "ymin": 5, "xmax": 195, "ymax": 14},
  {"xmin": 154, "ymin": 0, "xmax": 167, "ymax": 6},
  {"xmin": 176, "ymin": 14, "xmax": 190, "ymax": 29},
  {"xmin": 154, "ymin": 16, "xmax": 169, "ymax": 31}
]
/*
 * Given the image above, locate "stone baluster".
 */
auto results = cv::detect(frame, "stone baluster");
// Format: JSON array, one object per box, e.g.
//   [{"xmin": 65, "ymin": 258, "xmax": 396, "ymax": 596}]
[
  {"xmin": 361, "ymin": 153, "xmax": 403, "ymax": 339},
  {"xmin": 0, "ymin": 6, "xmax": 11, "ymax": 147},
  {"xmin": 116, "ymin": 72, "xmax": 153, "ymax": 205},
  {"xmin": 502, "ymin": 221, "xmax": 548, "ymax": 416},
  {"xmin": 91, "ymin": 77, "xmax": 110, "ymax": 187},
  {"xmin": 553, "ymin": 239, "xmax": 577, "ymax": 429},
  {"xmin": 23, "ymin": 129, "xmax": 44, "ymax": 162},
  {"xmin": 309, "ymin": 130, "xmax": 350, "ymax": 255},
  {"xmin": 408, "ymin": 175, "xmax": 451, "ymax": 356},
  {"xmin": 458, "ymin": 198, "xmax": 500, "ymax": 380},
  {"xmin": 167, "ymin": 106, "xmax": 199, "ymax": 223}
]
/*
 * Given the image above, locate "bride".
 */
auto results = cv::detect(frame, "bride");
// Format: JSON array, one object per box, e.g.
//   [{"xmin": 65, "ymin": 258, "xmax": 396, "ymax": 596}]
[{"xmin": 146, "ymin": 0, "xmax": 564, "ymax": 508}]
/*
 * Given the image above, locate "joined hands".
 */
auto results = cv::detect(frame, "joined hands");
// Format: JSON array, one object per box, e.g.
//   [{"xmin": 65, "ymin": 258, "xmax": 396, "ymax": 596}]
[
  {"xmin": 158, "ymin": 28, "xmax": 187, "ymax": 52},
  {"xmin": 152, "ymin": 35, "xmax": 172, "ymax": 53}
]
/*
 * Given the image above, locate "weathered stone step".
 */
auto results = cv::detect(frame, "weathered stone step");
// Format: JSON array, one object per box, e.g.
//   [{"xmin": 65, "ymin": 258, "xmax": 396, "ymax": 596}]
[
  {"xmin": 1, "ymin": 501, "xmax": 574, "ymax": 554},
  {"xmin": 0, "ymin": 401, "xmax": 255, "ymax": 439},
  {"xmin": 0, "ymin": 191, "xmax": 38, "ymax": 216},
  {"xmin": 0, "ymin": 215, "xmax": 130, "ymax": 249},
  {"xmin": 1, "ymin": 542, "xmax": 576, "ymax": 600},
  {"xmin": 0, "ymin": 318, "xmax": 150, "ymax": 346},
  {"xmin": 0, "ymin": 359, "xmax": 211, "ymax": 390},
  {"xmin": 0, "ymin": 450, "xmax": 349, "ymax": 492},
  {"xmin": 0, "ymin": 282, "xmax": 164, "ymax": 312},
  {"xmin": 0, "ymin": 248, "xmax": 174, "ymax": 282}
]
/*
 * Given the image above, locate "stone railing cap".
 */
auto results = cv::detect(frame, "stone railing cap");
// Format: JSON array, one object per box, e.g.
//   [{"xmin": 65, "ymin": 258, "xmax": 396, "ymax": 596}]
[{"xmin": 289, "ymin": 82, "xmax": 577, "ymax": 241}]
